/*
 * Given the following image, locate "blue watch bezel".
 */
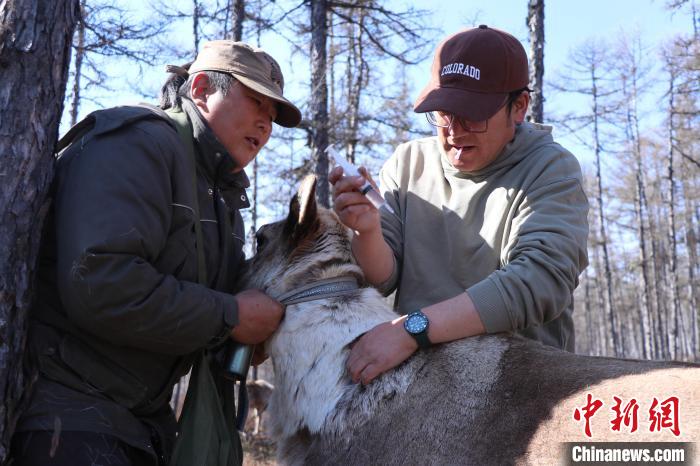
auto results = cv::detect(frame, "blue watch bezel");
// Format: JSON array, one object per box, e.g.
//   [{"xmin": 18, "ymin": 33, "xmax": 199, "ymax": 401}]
[
  {"xmin": 405, "ymin": 311, "xmax": 428, "ymax": 334},
  {"xmin": 404, "ymin": 310, "xmax": 431, "ymax": 349}
]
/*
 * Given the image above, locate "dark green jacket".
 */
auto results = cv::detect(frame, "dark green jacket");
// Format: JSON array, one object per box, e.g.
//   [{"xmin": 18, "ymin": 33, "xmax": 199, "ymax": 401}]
[{"xmin": 18, "ymin": 101, "xmax": 248, "ymax": 463}]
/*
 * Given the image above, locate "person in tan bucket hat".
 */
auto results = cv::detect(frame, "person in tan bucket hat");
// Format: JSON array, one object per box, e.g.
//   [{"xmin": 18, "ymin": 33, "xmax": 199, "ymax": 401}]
[
  {"xmin": 186, "ymin": 40, "xmax": 301, "ymax": 127},
  {"xmin": 11, "ymin": 40, "xmax": 296, "ymax": 466},
  {"xmin": 331, "ymin": 26, "xmax": 589, "ymax": 385}
]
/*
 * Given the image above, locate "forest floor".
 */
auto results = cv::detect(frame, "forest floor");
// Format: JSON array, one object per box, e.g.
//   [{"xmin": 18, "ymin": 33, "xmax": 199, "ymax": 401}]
[{"xmin": 242, "ymin": 433, "xmax": 277, "ymax": 466}]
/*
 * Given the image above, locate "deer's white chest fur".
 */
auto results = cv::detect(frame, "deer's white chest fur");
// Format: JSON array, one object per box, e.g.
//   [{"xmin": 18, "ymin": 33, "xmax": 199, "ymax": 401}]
[{"xmin": 267, "ymin": 288, "xmax": 405, "ymax": 438}]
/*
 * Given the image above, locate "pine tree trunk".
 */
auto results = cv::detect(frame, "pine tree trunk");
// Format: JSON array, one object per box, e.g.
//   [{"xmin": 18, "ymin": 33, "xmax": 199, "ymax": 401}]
[
  {"xmin": 665, "ymin": 67, "xmax": 685, "ymax": 359},
  {"xmin": 583, "ymin": 271, "xmax": 594, "ymax": 355},
  {"xmin": 193, "ymin": 0, "xmax": 200, "ymax": 54},
  {"xmin": 0, "ymin": 0, "xmax": 79, "ymax": 460},
  {"xmin": 587, "ymin": 222, "xmax": 603, "ymax": 356},
  {"xmin": 634, "ymin": 147, "xmax": 656, "ymax": 360},
  {"xmin": 346, "ymin": 12, "xmax": 365, "ymax": 165},
  {"xmin": 621, "ymin": 65, "xmax": 654, "ymax": 359},
  {"xmin": 591, "ymin": 71, "xmax": 618, "ymax": 357},
  {"xmin": 232, "ymin": 0, "xmax": 244, "ymax": 41},
  {"xmin": 310, "ymin": 0, "xmax": 329, "ymax": 207},
  {"xmin": 682, "ymin": 173, "xmax": 699, "ymax": 360},
  {"xmin": 69, "ymin": 1, "xmax": 85, "ymax": 126},
  {"xmin": 526, "ymin": 0, "xmax": 545, "ymax": 123},
  {"xmin": 328, "ymin": 15, "xmax": 336, "ymax": 146}
]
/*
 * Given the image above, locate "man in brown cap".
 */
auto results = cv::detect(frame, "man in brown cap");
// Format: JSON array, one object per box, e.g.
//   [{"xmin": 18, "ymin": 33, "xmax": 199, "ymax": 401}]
[
  {"xmin": 331, "ymin": 26, "xmax": 589, "ymax": 385},
  {"xmin": 12, "ymin": 41, "xmax": 300, "ymax": 465}
]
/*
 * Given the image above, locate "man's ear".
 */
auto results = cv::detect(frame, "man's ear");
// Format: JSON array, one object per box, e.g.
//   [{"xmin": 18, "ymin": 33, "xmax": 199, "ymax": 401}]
[
  {"xmin": 284, "ymin": 175, "xmax": 319, "ymax": 242},
  {"xmin": 513, "ymin": 92, "xmax": 530, "ymax": 124},
  {"xmin": 190, "ymin": 73, "xmax": 213, "ymax": 105}
]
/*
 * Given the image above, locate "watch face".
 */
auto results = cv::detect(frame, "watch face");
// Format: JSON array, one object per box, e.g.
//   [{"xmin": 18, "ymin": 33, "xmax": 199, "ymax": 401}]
[{"xmin": 405, "ymin": 313, "xmax": 429, "ymax": 334}]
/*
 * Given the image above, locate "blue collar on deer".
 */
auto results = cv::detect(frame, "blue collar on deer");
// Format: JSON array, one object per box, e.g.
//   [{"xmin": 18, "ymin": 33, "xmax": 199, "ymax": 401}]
[{"xmin": 276, "ymin": 276, "xmax": 360, "ymax": 306}]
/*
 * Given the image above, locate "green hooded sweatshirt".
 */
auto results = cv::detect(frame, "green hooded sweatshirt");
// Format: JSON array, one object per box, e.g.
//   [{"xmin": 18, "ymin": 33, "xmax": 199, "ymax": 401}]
[{"xmin": 378, "ymin": 122, "xmax": 589, "ymax": 351}]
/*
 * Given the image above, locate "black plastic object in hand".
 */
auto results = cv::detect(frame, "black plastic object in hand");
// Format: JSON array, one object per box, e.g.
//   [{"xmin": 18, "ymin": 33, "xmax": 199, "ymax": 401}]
[{"xmin": 224, "ymin": 342, "xmax": 253, "ymax": 381}]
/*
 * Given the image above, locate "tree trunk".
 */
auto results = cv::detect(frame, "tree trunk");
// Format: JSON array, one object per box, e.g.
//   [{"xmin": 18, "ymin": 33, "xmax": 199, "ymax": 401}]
[
  {"xmin": 582, "ymin": 271, "xmax": 593, "ymax": 355},
  {"xmin": 328, "ymin": 13, "xmax": 336, "ymax": 146},
  {"xmin": 633, "ymin": 138, "xmax": 655, "ymax": 360},
  {"xmin": 232, "ymin": 0, "xmax": 244, "ymax": 41},
  {"xmin": 617, "ymin": 39, "xmax": 656, "ymax": 359},
  {"xmin": 69, "ymin": 1, "xmax": 85, "ymax": 126},
  {"xmin": 345, "ymin": 12, "xmax": 366, "ymax": 165},
  {"xmin": 648, "ymin": 214, "xmax": 667, "ymax": 359},
  {"xmin": 526, "ymin": 0, "xmax": 544, "ymax": 123},
  {"xmin": 665, "ymin": 64, "xmax": 684, "ymax": 359},
  {"xmin": 590, "ymin": 67, "xmax": 618, "ymax": 357},
  {"xmin": 193, "ymin": 0, "xmax": 200, "ymax": 54},
  {"xmin": 0, "ymin": 0, "xmax": 79, "ymax": 461},
  {"xmin": 310, "ymin": 0, "xmax": 329, "ymax": 207},
  {"xmin": 683, "ymin": 173, "xmax": 699, "ymax": 359},
  {"xmin": 588, "ymin": 217, "xmax": 605, "ymax": 356}
]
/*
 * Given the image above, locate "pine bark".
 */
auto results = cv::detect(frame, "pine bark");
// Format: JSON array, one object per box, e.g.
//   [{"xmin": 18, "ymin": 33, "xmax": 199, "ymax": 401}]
[
  {"xmin": 587, "ymin": 215, "xmax": 605, "ymax": 355},
  {"xmin": 69, "ymin": 1, "xmax": 85, "ymax": 126},
  {"xmin": 590, "ymin": 66, "xmax": 618, "ymax": 357},
  {"xmin": 630, "ymin": 115, "xmax": 655, "ymax": 359},
  {"xmin": 310, "ymin": 0, "xmax": 330, "ymax": 207},
  {"xmin": 526, "ymin": 0, "xmax": 545, "ymax": 123},
  {"xmin": 665, "ymin": 65, "xmax": 685, "ymax": 359},
  {"xmin": 232, "ymin": 0, "xmax": 244, "ymax": 41},
  {"xmin": 620, "ymin": 56, "xmax": 655, "ymax": 358},
  {"xmin": 345, "ymin": 12, "xmax": 366, "ymax": 165},
  {"xmin": 683, "ymin": 174, "xmax": 699, "ymax": 359},
  {"xmin": 193, "ymin": 0, "xmax": 201, "ymax": 53},
  {"xmin": 0, "ymin": 0, "xmax": 79, "ymax": 460}
]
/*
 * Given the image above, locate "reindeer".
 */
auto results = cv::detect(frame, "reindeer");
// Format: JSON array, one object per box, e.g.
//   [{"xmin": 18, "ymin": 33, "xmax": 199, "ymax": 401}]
[
  {"xmin": 241, "ymin": 175, "xmax": 700, "ymax": 465},
  {"xmin": 245, "ymin": 378, "xmax": 274, "ymax": 436}
]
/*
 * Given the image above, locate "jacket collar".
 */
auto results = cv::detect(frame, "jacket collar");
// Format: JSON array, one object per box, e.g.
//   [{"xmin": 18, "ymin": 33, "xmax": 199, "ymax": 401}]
[{"xmin": 180, "ymin": 99, "xmax": 251, "ymax": 191}]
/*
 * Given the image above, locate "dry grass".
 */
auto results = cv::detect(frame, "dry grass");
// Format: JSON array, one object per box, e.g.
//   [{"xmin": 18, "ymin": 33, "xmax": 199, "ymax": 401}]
[{"xmin": 242, "ymin": 433, "xmax": 277, "ymax": 466}]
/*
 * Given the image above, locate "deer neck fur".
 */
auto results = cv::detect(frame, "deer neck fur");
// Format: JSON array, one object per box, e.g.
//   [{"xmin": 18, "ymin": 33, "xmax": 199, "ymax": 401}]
[{"xmin": 267, "ymin": 286, "xmax": 414, "ymax": 439}]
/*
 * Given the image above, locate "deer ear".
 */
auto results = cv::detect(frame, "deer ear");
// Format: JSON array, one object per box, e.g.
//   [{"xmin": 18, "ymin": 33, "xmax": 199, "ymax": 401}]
[
  {"xmin": 297, "ymin": 175, "xmax": 318, "ymax": 228},
  {"xmin": 285, "ymin": 192, "xmax": 301, "ymax": 234},
  {"xmin": 284, "ymin": 175, "xmax": 319, "ymax": 242}
]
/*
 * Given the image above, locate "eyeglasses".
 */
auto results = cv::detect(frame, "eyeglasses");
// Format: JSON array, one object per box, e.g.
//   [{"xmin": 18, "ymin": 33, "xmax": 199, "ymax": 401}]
[{"xmin": 425, "ymin": 111, "xmax": 488, "ymax": 133}]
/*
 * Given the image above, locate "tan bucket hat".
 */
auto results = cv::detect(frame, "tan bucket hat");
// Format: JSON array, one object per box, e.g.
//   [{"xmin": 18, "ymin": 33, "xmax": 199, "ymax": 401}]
[
  {"xmin": 414, "ymin": 25, "xmax": 529, "ymax": 122},
  {"xmin": 188, "ymin": 40, "xmax": 302, "ymax": 128}
]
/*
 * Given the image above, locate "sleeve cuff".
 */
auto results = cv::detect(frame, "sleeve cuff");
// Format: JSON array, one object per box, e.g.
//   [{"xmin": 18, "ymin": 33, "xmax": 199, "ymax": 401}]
[
  {"xmin": 207, "ymin": 290, "xmax": 239, "ymax": 348},
  {"xmin": 466, "ymin": 277, "xmax": 511, "ymax": 334},
  {"xmin": 375, "ymin": 254, "xmax": 400, "ymax": 296}
]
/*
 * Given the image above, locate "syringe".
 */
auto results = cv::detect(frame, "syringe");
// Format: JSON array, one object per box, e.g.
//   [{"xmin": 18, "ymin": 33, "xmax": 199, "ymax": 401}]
[{"xmin": 326, "ymin": 145, "xmax": 396, "ymax": 216}]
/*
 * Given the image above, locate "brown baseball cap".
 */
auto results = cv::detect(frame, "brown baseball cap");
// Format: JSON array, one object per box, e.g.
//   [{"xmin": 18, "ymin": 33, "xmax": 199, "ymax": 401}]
[
  {"xmin": 189, "ymin": 40, "xmax": 302, "ymax": 127},
  {"xmin": 414, "ymin": 25, "xmax": 529, "ymax": 121}
]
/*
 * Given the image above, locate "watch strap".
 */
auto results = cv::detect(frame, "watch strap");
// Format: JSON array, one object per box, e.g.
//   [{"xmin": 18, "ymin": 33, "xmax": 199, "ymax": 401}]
[{"xmin": 413, "ymin": 330, "xmax": 431, "ymax": 349}]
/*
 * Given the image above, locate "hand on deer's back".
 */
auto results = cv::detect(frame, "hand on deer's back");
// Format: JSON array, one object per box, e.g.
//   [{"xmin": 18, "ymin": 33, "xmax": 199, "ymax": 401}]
[{"xmin": 347, "ymin": 319, "xmax": 418, "ymax": 385}]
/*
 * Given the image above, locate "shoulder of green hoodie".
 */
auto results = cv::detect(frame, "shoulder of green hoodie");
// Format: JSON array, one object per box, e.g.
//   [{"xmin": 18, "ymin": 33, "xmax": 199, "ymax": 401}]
[{"xmin": 377, "ymin": 122, "xmax": 589, "ymax": 333}]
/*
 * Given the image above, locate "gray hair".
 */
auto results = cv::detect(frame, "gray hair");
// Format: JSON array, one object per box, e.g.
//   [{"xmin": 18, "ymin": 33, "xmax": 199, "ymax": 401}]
[{"xmin": 159, "ymin": 64, "xmax": 238, "ymax": 110}]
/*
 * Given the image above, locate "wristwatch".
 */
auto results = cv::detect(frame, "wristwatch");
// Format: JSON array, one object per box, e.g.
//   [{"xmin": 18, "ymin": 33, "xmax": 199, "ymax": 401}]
[{"xmin": 404, "ymin": 310, "xmax": 431, "ymax": 349}]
